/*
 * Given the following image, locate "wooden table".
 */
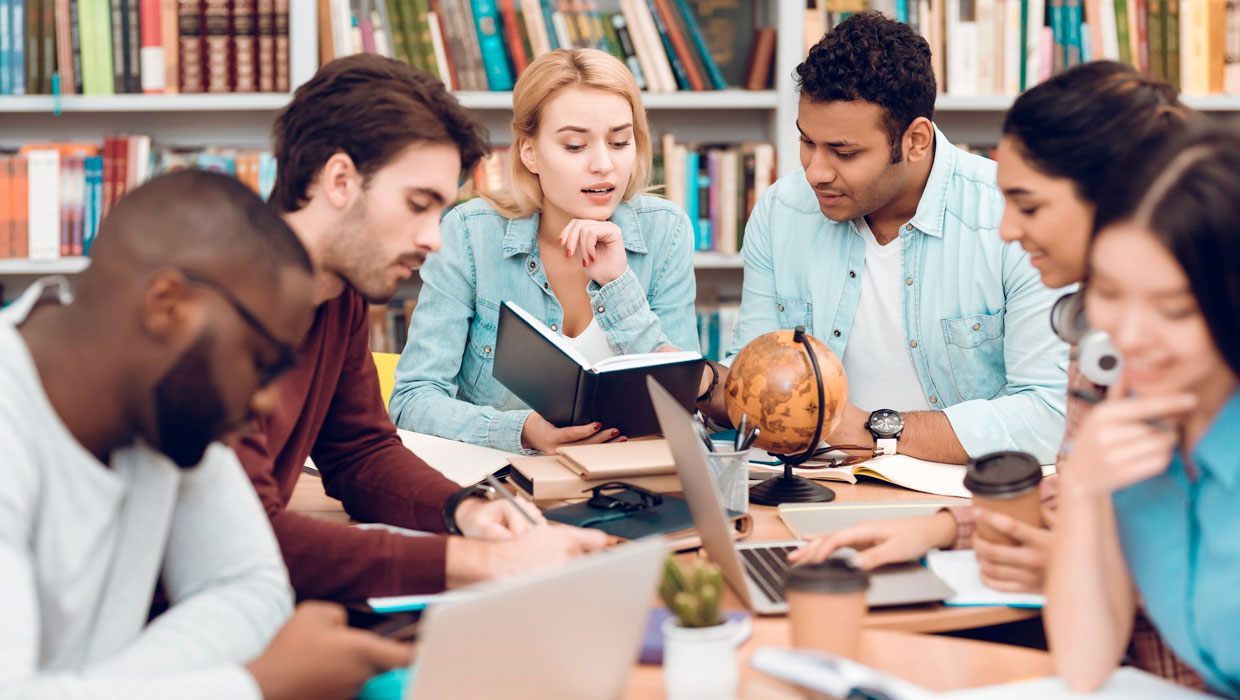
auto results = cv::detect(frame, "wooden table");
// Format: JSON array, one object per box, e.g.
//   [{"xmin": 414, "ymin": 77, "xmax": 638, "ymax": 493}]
[
  {"xmin": 289, "ymin": 472, "xmax": 1038, "ymax": 634},
  {"xmin": 623, "ymin": 626, "xmax": 1053, "ymax": 699}
]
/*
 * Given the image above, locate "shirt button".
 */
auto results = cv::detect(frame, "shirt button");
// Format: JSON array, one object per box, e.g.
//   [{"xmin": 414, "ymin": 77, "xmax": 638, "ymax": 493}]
[
  {"xmin": 905, "ymin": 277, "xmax": 913, "ymax": 286},
  {"xmin": 777, "ymin": 304, "xmax": 784, "ymax": 311},
  {"xmin": 528, "ymin": 260, "xmax": 536, "ymax": 270},
  {"xmin": 909, "ymin": 340, "xmax": 918, "ymax": 348},
  {"xmin": 597, "ymin": 305, "xmax": 605, "ymax": 314},
  {"xmin": 833, "ymin": 330, "xmax": 841, "ymax": 337},
  {"xmin": 972, "ymin": 323, "xmax": 981, "ymax": 331},
  {"xmin": 905, "ymin": 224, "xmax": 914, "ymax": 232},
  {"xmin": 551, "ymin": 323, "xmax": 558, "ymax": 331},
  {"xmin": 849, "ymin": 271, "xmax": 856, "ymax": 278},
  {"xmin": 483, "ymin": 345, "xmax": 492, "ymax": 354},
  {"xmin": 929, "ymin": 396, "xmax": 938, "ymax": 404}
]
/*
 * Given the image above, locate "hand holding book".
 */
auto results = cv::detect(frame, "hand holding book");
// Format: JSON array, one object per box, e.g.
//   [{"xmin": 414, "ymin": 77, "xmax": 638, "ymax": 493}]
[{"xmin": 520, "ymin": 413, "xmax": 627, "ymax": 454}]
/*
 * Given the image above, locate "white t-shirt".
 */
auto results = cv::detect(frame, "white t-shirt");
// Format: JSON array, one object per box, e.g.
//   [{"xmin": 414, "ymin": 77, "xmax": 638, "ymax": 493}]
[
  {"xmin": 560, "ymin": 317, "xmax": 616, "ymax": 366},
  {"xmin": 0, "ymin": 282, "xmax": 292, "ymax": 700},
  {"xmin": 840, "ymin": 220, "xmax": 933, "ymax": 413}
]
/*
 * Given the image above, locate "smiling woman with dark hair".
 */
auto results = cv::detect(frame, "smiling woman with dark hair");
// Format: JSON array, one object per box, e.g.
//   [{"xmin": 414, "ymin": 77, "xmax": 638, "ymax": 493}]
[{"xmin": 1046, "ymin": 124, "xmax": 1240, "ymax": 697}]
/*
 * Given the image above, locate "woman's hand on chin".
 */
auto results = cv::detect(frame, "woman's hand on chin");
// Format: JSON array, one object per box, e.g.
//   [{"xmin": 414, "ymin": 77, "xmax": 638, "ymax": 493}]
[{"xmin": 558, "ymin": 218, "xmax": 628, "ymax": 286}]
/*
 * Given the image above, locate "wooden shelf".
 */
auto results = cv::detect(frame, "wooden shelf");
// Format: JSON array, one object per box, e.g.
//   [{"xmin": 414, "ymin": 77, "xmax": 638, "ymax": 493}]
[
  {"xmin": 692, "ymin": 252, "xmax": 744, "ymax": 269},
  {"xmin": 0, "ymin": 94, "xmax": 294, "ymax": 113},
  {"xmin": 0, "ymin": 257, "xmax": 90, "ymax": 274},
  {"xmin": 936, "ymin": 94, "xmax": 1240, "ymax": 112},
  {"xmin": 454, "ymin": 89, "xmax": 779, "ymax": 111}
]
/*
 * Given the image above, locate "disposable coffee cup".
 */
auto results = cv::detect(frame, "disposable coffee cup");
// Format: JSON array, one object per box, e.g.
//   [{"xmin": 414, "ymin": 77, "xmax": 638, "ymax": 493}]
[
  {"xmin": 964, "ymin": 450, "xmax": 1043, "ymax": 546},
  {"xmin": 784, "ymin": 559, "xmax": 870, "ymax": 659}
]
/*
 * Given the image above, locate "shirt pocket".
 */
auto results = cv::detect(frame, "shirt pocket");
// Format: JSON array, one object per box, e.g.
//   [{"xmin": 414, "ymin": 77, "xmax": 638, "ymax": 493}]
[
  {"xmin": 462, "ymin": 299, "xmax": 503, "ymax": 405},
  {"xmin": 774, "ymin": 295, "xmax": 814, "ymax": 335},
  {"xmin": 940, "ymin": 309, "xmax": 1007, "ymax": 400}
]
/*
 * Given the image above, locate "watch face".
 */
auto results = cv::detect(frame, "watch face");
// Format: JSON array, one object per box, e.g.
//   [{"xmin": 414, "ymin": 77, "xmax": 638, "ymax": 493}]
[{"xmin": 869, "ymin": 409, "xmax": 904, "ymax": 438}]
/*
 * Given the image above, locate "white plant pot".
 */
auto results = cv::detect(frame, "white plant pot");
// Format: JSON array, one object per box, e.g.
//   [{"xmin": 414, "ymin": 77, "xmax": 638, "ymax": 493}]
[{"xmin": 662, "ymin": 616, "xmax": 744, "ymax": 700}]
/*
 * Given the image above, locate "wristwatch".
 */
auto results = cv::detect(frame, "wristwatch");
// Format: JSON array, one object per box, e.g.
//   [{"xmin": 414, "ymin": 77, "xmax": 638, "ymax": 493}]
[
  {"xmin": 866, "ymin": 409, "xmax": 904, "ymax": 455},
  {"xmin": 442, "ymin": 483, "xmax": 494, "ymax": 535}
]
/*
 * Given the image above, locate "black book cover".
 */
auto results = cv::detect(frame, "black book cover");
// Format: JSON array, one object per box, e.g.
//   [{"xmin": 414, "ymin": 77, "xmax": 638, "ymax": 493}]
[{"xmin": 493, "ymin": 301, "xmax": 703, "ymax": 437}]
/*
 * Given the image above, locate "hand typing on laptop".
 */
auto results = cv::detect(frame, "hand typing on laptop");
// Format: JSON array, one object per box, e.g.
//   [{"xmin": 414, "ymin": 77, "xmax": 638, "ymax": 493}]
[{"xmin": 789, "ymin": 513, "xmax": 959, "ymax": 570}]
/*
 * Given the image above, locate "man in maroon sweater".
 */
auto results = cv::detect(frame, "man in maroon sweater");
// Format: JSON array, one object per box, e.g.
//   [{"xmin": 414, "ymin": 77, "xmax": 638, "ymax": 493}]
[{"xmin": 236, "ymin": 55, "xmax": 607, "ymax": 602}]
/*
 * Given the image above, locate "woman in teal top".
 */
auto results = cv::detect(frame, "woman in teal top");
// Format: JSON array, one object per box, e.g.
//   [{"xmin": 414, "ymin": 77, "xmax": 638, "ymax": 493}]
[
  {"xmin": 1045, "ymin": 126, "xmax": 1240, "ymax": 696},
  {"xmin": 388, "ymin": 48, "xmax": 699, "ymax": 454}
]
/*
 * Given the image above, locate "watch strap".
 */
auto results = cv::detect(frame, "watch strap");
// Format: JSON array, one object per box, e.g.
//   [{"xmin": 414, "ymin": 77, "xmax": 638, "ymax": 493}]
[
  {"xmin": 875, "ymin": 437, "xmax": 898, "ymax": 456},
  {"xmin": 442, "ymin": 483, "xmax": 493, "ymax": 535}
]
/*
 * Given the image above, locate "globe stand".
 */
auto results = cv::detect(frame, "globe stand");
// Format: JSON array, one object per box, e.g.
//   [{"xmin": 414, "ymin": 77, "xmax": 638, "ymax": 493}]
[{"xmin": 748, "ymin": 326, "xmax": 836, "ymax": 506}]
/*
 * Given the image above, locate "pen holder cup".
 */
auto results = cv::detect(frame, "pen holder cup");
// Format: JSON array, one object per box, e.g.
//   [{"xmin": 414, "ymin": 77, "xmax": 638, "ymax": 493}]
[{"xmin": 703, "ymin": 447, "xmax": 750, "ymax": 514}]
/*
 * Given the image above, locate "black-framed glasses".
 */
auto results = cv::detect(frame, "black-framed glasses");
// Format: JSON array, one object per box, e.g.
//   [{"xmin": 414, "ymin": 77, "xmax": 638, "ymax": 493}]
[
  {"xmin": 585, "ymin": 482, "xmax": 663, "ymax": 512},
  {"xmin": 180, "ymin": 269, "xmax": 298, "ymax": 384}
]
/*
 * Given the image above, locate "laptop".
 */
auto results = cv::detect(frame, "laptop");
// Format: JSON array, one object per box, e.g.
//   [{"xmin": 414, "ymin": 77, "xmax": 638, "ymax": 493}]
[
  {"xmin": 403, "ymin": 537, "xmax": 665, "ymax": 700},
  {"xmin": 647, "ymin": 376, "xmax": 955, "ymax": 616}
]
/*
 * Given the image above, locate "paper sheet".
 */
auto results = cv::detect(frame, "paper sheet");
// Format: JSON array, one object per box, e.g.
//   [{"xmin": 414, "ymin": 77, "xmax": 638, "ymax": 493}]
[
  {"xmin": 395, "ymin": 430, "xmax": 514, "ymax": 485},
  {"xmin": 924, "ymin": 549, "xmax": 1045, "ymax": 608},
  {"xmin": 940, "ymin": 667, "xmax": 1215, "ymax": 699}
]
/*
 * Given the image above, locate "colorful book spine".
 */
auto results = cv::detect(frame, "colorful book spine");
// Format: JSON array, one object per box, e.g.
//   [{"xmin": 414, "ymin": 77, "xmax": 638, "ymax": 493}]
[
  {"xmin": 272, "ymin": 0, "xmax": 287, "ymax": 91},
  {"xmin": 672, "ymin": 0, "xmax": 725, "ymax": 89},
  {"xmin": 470, "ymin": 0, "xmax": 514, "ymax": 90},
  {"xmin": 232, "ymin": 0, "xmax": 256, "ymax": 91},
  {"xmin": 82, "ymin": 155, "xmax": 102, "ymax": 255},
  {"xmin": 1, "ymin": 0, "xmax": 11, "ymax": 95},
  {"xmin": 644, "ymin": 0, "xmax": 690, "ymax": 89},
  {"xmin": 11, "ymin": 0, "xmax": 23, "ymax": 94}
]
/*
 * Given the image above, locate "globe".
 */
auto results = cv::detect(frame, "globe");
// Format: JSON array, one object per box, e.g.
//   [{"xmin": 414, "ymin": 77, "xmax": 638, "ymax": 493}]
[{"xmin": 723, "ymin": 329, "xmax": 849, "ymax": 455}]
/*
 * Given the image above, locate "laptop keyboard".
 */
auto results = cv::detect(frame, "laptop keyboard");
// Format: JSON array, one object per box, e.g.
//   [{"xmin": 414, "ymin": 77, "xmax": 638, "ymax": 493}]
[{"xmin": 740, "ymin": 545, "xmax": 796, "ymax": 604}]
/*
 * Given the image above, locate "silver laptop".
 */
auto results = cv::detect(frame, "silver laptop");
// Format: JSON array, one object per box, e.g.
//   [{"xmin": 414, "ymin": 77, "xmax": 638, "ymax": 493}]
[
  {"xmin": 647, "ymin": 376, "xmax": 955, "ymax": 616},
  {"xmin": 406, "ymin": 538, "xmax": 665, "ymax": 700}
]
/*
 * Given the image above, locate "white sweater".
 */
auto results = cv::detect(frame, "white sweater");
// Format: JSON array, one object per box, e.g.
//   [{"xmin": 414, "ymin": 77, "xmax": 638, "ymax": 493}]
[{"xmin": 0, "ymin": 286, "xmax": 293, "ymax": 700}]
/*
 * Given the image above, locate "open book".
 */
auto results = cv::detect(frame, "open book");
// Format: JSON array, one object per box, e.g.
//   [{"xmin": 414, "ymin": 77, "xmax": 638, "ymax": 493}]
[
  {"xmin": 749, "ymin": 452, "xmax": 1056, "ymax": 499},
  {"xmin": 493, "ymin": 301, "xmax": 704, "ymax": 436}
]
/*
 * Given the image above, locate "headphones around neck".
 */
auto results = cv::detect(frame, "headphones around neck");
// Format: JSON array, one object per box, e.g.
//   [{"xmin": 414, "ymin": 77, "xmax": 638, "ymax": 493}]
[{"xmin": 1050, "ymin": 290, "xmax": 1124, "ymax": 387}]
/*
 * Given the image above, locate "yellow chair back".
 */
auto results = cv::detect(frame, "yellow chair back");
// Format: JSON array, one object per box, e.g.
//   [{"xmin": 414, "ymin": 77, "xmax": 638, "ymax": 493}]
[{"xmin": 372, "ymin": 352, "xmax": 401, "ymax": 407}]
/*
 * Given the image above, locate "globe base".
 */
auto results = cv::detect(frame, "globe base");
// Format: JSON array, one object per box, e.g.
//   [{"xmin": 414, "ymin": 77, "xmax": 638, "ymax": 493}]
[{"xmin": 748, "ymin": 468, "xmax": 836, "ymax": 506}]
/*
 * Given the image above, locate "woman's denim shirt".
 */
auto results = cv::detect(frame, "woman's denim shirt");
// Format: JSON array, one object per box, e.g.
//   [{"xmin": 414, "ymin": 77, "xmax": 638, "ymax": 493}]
[{"xmin": 389, "ymin": 195, "xmax": 700, "ymax": 453}]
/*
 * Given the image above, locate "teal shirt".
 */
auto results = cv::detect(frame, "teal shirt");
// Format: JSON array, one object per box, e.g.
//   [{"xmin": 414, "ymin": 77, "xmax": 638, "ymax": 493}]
[
  {"xmin": 1113, "ymin": 390, "xmax": 1240, "ymax": 697},
  {"xmin": 388, "ymin": 195, "xmax": 699, "ymax": 453},
  {"xmin": 727, "ymin": 127, "xmax": 1069, "ymax": 463}
]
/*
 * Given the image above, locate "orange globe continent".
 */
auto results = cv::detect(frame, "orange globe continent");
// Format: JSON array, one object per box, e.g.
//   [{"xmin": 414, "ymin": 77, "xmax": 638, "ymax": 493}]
[{"xmin": 723, "ymin": 330, "xmax": 849, "ymax": 455}]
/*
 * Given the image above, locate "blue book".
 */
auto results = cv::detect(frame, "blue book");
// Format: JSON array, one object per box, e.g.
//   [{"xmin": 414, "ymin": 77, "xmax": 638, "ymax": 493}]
[
  {"xmin": 82, "ymin": 156, "xmax": 103, "ymax": 255},
  {"xmin": 1, "ymin": 0, "xmax": 11, "ymax": 94},
  {"xmin": 539, "ymin": 0, "xmax": 559, "ymax": 50},
  {"xmin": 645, "ymin": 0, "xmax": 691, "ymax": 90},
  {"xmin": 1066, "ymin": 0, "xmax": 1083, "ymax": 66},
  {"xmin": 11, "ymin": 0, "xmax": 22, "ymax": 95},
  {"xmin": 672, "ymin": 0, "xmax": 726, "ymax": 89},
  {"xmin": 684, "ymin": 150, "xmax": 699, "ymax": 246},
  {"xmin": 895, "ymin": 0, "xmax": 909, "ymax": 22},
  {"xmin": 470, "ymin": 0, "xmax": 514, "ymax": 91}
]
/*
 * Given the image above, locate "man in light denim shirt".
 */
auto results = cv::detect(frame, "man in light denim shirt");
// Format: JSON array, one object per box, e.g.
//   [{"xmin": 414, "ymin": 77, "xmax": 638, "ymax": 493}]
[{"xmin": 705, "ymin": 14, "xmax": 1068, "ymax": 464}]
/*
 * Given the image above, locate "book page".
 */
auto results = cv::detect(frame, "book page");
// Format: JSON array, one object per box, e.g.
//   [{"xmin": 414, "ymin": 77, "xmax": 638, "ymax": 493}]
[
  {"xmin": 503, "ymin": 301, "xmax": 591, "ymax": 369},
  {"xmin": 925, "ymin": 550, "xmax": 1045, "ymax": 608},
  {"xmin": 592, "ymin": 349, "xmax": 702, "ymax": 373},
  {"xmin": 396, "ymin": 429, "xmax": 513, "ymax": 486}
]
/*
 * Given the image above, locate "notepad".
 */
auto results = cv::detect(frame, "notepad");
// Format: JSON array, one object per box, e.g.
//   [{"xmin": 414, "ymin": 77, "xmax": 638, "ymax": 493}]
[
  {"xmin": 924, "ymin": 549, "xmax": 1045, "ymax": 608},
  {"xmin": 749, "ymin": 452, "xmax": 1055, "ymax": 499}
]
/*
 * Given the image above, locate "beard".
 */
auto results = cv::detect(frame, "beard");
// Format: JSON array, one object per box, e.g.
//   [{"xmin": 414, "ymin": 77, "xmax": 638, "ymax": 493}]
[
  {"xmin": 153, "ymin": 332, "xmax": 230, "ymax": 468},
  {"xmin": 331, "ymin": 197, "xmax": 422, "ymax": 304}
]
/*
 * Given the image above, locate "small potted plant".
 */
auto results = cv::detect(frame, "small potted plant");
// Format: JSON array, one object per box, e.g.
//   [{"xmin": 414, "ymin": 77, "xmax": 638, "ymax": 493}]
[{"xmin": 659, "ymin": 554, "xmax": 745, "ymax": 700}]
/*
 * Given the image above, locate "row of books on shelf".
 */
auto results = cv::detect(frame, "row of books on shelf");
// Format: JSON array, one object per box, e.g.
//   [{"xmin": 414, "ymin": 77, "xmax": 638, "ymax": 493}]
[
  {"xmin": 0, "ymin": 137, "xmax": 275, "ymax": 260},
  {"xmin": 463, "ymin": 137, "xmax": 776, "ymax": 255},
  {"xmin": 696, "ymin": 301, "xmax": 738, "ymax": 362},
  {"xmin": 0, "ymin": 0, "xmax": 291, "ymax": 96},
  {"xmin": 319, "ymin": 0, "xmax": 775, "ymax": 93},
  {"xmin": 811, "ymin": 0, "xmax": 1240, "ymax": 97}
]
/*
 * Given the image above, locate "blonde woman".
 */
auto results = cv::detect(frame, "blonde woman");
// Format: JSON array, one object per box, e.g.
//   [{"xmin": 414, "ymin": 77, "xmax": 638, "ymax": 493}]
[{"xmin": 389, "ymin": 49, "xmax": 699, "ymax": 454}]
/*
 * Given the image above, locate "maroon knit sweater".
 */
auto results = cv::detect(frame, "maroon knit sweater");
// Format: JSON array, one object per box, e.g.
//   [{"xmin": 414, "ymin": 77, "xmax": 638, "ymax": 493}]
[{"xmin": 235, "ymin": 287, "xmax": 460, "ymax": 601}]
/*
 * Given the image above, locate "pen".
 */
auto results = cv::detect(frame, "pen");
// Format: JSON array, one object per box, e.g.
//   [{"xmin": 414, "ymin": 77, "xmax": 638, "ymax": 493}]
[{"xmin": 483, "ymin": 473, "xmax": 540, "ymax": 526}]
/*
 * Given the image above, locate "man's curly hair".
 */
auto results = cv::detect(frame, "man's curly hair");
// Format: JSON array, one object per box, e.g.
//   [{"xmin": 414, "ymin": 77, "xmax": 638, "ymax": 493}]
[{"xmin": 796, "ymin": 12, "xmax": 936, "ymax": 163}]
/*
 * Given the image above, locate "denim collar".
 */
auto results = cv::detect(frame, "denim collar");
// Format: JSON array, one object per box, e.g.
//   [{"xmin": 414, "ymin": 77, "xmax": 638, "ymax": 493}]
[
  {"xmin": 903, "ymin": 126, "xmax": 958, "ymax": 239},
  {"xmin": 1191, "ymin": 389, "xmax": 1240, "ymax": 490},
  {"xmin": 500, "ymin": 198, "xmax": 648, "ymax": 257}
]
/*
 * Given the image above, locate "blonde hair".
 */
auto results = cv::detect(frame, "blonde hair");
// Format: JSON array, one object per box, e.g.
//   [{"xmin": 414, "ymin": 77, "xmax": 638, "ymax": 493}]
[{"xmin": 482, "ymin": 49, "xmax": 652, "ymax": 219}]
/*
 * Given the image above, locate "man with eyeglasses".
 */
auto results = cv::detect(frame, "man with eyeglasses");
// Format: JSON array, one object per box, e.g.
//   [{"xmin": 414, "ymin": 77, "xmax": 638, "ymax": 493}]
[
  {"xmin": 0, "ymin": 169, "xmax": 415, "ymax": 700},
  {"xmin": 233, "ymin": 54, "xmax": 607, "ymax": 604}
]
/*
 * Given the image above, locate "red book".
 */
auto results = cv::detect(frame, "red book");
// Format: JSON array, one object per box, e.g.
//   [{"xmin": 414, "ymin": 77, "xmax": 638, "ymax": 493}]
[
  {"xmin": 651, "ymin": 0, "xmax": 705, "ymax": 90},
  {"xmin": 233, "ymin": 0, "xmax": 257, "ymax": 92},
  {"xmin": 55, "ymin": 0, "xmax": 76, "ymax": 95},
  {"xmin": 140, "ymin": 0, "xmax": 165, "ymax": 92},
  {"xmin": 0, "ymin": 156, "xmax": 11, "ymax": 258},
  {"xmin": 203, "ymin": 0, "xmax": 230, "ymax": 93},
  {"xmin": 497, "ymin": 0, "xmax": 528, "ymax": 75},
  {"xmin": 12, "ymin": 157, "xmax": 29, "ymax": 260}
]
